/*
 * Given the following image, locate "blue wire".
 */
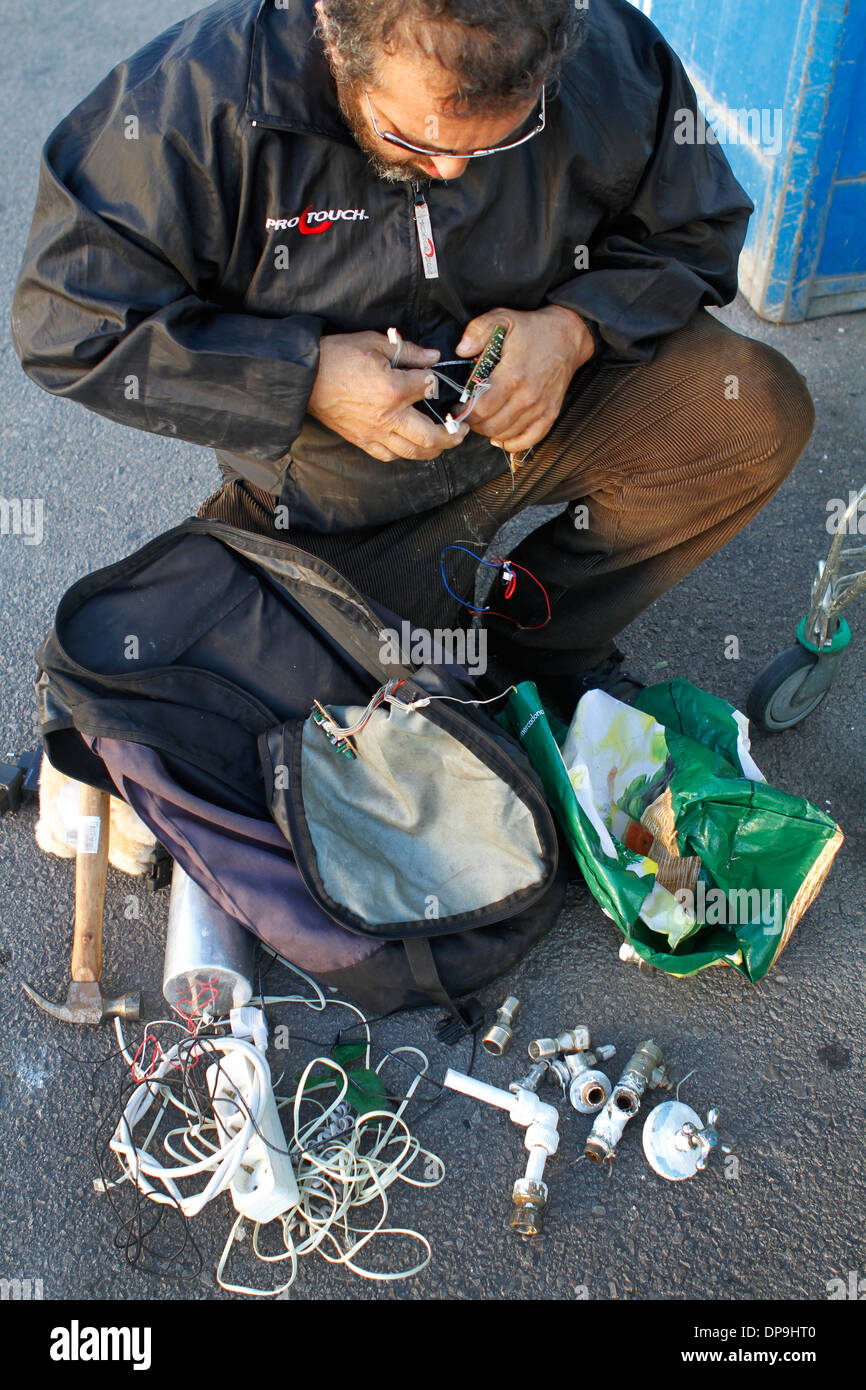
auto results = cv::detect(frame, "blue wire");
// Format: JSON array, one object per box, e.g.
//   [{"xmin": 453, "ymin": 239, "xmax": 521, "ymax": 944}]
[{"xmin": 439, "ymin": 544, "xmax": 504, "ymax": 614}]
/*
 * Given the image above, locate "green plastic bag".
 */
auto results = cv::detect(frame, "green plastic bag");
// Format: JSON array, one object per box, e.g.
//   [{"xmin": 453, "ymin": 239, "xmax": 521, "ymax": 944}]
[{"xmin": 496, "ymin": 679, "xmax": 843, "ymax": 980}]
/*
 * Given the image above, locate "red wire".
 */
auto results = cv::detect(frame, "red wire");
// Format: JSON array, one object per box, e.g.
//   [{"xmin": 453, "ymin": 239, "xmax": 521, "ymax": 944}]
[
  {"xmin": 132, "ymin": 1034, "xmax": 172, "ymax": 1081},
  {"xmin": 485, "ymin": 558, "xmax": 552, "ymax": 630}
]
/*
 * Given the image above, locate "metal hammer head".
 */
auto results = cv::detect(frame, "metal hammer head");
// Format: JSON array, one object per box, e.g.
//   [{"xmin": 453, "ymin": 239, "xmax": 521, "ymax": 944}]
[{"xmin": 22, "ymin": 980, "xmax": 140, "ymax": 1026}]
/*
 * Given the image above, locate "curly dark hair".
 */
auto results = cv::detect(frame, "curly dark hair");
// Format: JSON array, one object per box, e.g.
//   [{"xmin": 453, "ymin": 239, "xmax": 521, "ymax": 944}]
[{"xmin": 315, "ymin": 0, "xmax": 587, "ymax": 112}]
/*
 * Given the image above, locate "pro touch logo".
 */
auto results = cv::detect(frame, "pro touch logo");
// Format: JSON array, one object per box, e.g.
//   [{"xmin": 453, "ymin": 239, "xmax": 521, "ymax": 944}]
[{"xmin": 266, "ymin": 205, "xmax": 369, "ymax": 234}]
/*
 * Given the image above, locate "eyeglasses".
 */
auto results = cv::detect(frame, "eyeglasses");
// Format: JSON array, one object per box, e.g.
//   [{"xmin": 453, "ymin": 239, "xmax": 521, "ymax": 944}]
[{"xmin": 363, "ymin": 87, "xmax": 546, "ymax": 160}]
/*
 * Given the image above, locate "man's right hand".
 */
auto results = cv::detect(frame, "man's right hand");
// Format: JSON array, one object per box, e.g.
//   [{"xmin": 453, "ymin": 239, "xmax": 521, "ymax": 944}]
[{"xmin": 307, "ymin": 331, "xmax": 469, "ymax": 461}]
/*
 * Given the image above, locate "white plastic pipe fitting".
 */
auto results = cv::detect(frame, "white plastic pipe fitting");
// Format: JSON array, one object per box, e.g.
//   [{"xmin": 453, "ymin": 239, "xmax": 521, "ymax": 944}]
[{"xmin": 443, "ymin": 1068, "xmax": 560, "ymax": 1236}]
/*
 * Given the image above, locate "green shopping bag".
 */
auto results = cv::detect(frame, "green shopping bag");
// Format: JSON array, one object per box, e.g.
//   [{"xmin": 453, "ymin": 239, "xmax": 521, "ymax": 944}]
[{"xmin": 496, "ymin": 679, "xmax": 843, "ymax": 980}]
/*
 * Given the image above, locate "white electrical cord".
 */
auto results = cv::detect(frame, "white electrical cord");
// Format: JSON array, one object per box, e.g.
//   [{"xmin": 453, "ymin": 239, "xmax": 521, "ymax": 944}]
[
  {"xmin": 216, "ymin": 1050, "xmax": 444, "ymax": 1296},
  {"xmin": 109, "ymin": 988, "xmax": 444, "ymax": 1297},
  {"xmin": 110, "ymin": 1030, "xmax": 274, "ymax": 1219}
]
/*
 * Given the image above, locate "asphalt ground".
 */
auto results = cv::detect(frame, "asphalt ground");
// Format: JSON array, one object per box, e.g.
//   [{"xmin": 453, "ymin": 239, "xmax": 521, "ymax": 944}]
[{"xmin": 1, "ymin": 0, "xmax": 864, "ymax": 1308}]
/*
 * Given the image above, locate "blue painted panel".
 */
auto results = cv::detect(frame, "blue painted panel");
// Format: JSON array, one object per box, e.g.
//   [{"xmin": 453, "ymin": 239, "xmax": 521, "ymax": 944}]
[
  {"xmin": 835, "ymin": 25, "xmax": 866, "ymax": 180},
  {"xmin": 623, "ymin": 0, "xmax": 866, "ymax": 318},
  {"xmin": 715, "ymin": 139, "xmax": 769, "ymax": 212},
  {"xmin": 816, "ymin": 181, "xmax": 866, "ymax": 277},
  {"xmin": 645, "ymin": 0, "xmax": 800, "ymax": 111}
]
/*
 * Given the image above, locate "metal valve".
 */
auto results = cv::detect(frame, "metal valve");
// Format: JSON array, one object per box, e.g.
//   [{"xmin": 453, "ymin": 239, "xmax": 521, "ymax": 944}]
[
  {"xmin": 482, "ymin": 995, "xmax": 520, "ymax": 1057},
  {"xmin": 584, "ymin": 1040, "xmax": 669, "ymax": 1162},
  {"xmin": 549, "ymin": 1043, "xmax": 616, "ymax": 1114},
  {"xmin": 684, "ymin": 1108, "xmax": 722, "ymax": 1169},
  {"xmin": 643, "ymin": 1094, "xmax": 732, "ymax": 1181},
  {"xmin": 528, "ymin": 1026, "xmax": 591, "ymax": 1062},
  {"xmin": 510, "ymin": 1061, "xmax": 549, "ymax": 1095}
]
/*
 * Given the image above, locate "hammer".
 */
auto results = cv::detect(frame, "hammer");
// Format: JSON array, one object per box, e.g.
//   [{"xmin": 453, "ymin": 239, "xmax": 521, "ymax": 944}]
[{"xmin": 23, "ymin": 783, "xmax": 140, "ymax": 1025}]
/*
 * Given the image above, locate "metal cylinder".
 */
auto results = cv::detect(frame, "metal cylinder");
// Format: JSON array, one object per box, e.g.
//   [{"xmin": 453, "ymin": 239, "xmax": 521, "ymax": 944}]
[
  {"xmin": 528, "ymin": 1026, "xmax": 591, "ymax": 1062},
  {"xmin": 162, "ymin": 865, "xmax": 256, "ymax": 1018},
  {"xmin": 511, "ymin": 1178, "xmax": 547, "ymax": 1236},
  {"xmin": 482, "ymin": 995, "xmax": 520, "ymax": 1056}
]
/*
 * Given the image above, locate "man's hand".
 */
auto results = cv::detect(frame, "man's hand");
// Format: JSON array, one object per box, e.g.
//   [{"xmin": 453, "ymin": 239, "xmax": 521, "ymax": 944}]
[
  {"xmin": 456, "ymin": 305, "xmax": 595, "ymax": 452},
  {"xmin": 307, "ymin": 331, "xmax": 469, "ymax": 461}
]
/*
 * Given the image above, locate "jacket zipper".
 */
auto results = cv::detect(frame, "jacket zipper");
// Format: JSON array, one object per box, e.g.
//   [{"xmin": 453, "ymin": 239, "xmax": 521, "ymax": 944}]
[
  {"xmin": 406, "ymin": 182, "xmax": 452, "ymax": 498},
  {"xmin": 412, "ymin": 182, "xmax": 439, "ymax": 279}
]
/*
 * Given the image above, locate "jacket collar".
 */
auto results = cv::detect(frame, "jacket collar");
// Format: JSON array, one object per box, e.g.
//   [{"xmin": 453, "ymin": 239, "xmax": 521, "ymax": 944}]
[{"xmin": 245, "ymin": 0, "xmax": 356, "ymax": 144}]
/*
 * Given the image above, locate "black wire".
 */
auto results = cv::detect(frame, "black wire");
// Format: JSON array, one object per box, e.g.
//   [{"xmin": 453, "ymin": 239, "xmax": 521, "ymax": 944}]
[
  {"xmin": 414, "ymin": 1023, "xmax": 478, "ymax": 1121},
  {"xmin": 92, "ymin": 1051, "xmax": 204, "ymax": 1282},
  {"xmin": 328, "ymin": 1026, "xmax": 449, "ymax": 1099},
  {"xmin": 73, "ymin": 993, "xmax": 468, "ymax": 1284},
  {"xmin": 335, "ymin": 1012, "xmax": 393, "ymax": 1040},
  {"xmin": 329, "ymin": 1013, "xmax": 480, "ymax": 1120},
  {"xmin": 258, "ymin": 956, "xmax": 464, "ymax": 1110}
]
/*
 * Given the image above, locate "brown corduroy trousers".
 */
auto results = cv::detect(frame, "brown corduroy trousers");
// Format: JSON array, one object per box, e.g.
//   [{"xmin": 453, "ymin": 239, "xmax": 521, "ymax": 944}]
[{"xmin": 199, "ymin": 310, "xmax": 815, "ymax": 677}]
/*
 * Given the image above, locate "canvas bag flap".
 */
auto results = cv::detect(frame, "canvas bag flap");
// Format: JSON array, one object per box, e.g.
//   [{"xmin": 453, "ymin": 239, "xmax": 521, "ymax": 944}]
[{"xmin": 260, "ymin": 682, "xmax": 559, "ymax": 940}]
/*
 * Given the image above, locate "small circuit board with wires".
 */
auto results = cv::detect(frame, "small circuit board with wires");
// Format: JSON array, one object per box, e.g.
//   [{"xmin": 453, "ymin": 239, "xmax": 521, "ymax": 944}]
[
  {"xmin": 309, "ymin": 681, "xmax": 408, "ymax": 761},
  {"xmin": 310, "ymin": 699, "xmax": 358, "ymax": 760},
  {"xmin": 308, "ymin": 674, "xmax": 520, "ymax": 761},
  {"xmin": 459, "ymin": 324, "xmax": 506, "ymax": 405},
  {"xmin": 388, "ymin": 323, "xmax": 507, "ymax": 434}
]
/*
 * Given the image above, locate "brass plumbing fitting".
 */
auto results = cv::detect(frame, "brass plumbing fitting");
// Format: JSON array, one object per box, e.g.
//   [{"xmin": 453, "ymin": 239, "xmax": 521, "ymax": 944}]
[
  {"xmin": 549, "ymin": 1043, "xmax": 617, "ymax": 1114},
  {"xmin": 584, "ymin": 1040, "xmax": 669, "ymax": 1162},
  {"xmin": 482, "ymin": 995, "xmax": 520, "ymax": 1057},
  {"xmin": 527, "ymin": 1026, "xmax": 591, "ymax": 1062}
]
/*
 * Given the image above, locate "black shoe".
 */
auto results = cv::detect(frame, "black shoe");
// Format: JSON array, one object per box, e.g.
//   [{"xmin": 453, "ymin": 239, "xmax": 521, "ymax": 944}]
[
  {"xmin": 473, "ymin": 647, "xmax": 647, "ymax": 722},
  {"xmin": 537, "ymin": 648, "xmax": 648, "ymax": 723}
]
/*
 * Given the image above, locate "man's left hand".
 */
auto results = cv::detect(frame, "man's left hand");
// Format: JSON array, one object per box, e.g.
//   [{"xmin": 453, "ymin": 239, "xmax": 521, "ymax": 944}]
[{"xmin": 455, "ymin": 305, "xmax": 595, "ymax": 453}]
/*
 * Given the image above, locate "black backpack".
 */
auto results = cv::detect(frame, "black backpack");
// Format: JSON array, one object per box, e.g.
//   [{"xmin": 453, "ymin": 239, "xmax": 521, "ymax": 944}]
[{"xmin": 35, "ymin": 520, "xmax": 568, "ymax": 1018}]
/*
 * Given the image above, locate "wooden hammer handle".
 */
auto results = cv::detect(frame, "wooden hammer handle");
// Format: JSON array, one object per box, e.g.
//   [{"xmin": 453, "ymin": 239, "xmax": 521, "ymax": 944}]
[{"xmin": 70, "ymin": 785, "xmax": 111, "ymax": 983}]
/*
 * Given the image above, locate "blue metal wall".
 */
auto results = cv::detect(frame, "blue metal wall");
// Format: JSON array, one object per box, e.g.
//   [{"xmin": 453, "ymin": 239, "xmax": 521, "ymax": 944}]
[{"xmin": 626, "ymin": 0, "xmax": 866, "ymax": 320}]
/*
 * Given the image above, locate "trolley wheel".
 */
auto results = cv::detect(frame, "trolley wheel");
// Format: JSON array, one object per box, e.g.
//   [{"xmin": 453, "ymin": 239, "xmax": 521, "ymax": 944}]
[{"xmin": 746, "ymin": 646, "xmax": 835, "ymax": 732}]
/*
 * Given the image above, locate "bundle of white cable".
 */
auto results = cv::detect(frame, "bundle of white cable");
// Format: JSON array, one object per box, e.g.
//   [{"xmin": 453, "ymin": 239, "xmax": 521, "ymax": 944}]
[
  {"xmin": 110, "ymin": 1031, "xmax": 274, "ymax": 1220},
  {"xmin": 108, "ymin": 960, "xmax": 445, "ymax": 1297},
  {"xmin": 217, "ymin": 1049, "xmax": 444, "ymax": 1296}
]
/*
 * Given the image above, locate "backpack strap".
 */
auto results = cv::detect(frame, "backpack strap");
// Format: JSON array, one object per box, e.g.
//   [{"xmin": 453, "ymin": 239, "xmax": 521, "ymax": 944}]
[{"xmin": 403, "ymin": 936, "xmax": 480, "ymax": 1033}]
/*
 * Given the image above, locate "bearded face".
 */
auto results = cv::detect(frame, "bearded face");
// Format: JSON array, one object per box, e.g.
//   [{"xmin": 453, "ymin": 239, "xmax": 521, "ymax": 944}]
[{"xmin": 332, "ymin": 79, "xmax": 434, "ymax": 185}]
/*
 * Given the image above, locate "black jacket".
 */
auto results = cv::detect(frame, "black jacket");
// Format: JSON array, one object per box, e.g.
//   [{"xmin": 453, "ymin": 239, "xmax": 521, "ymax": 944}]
[{"xmin": 11, "ymin": 0, "xmax": 752, "ymax": 531}]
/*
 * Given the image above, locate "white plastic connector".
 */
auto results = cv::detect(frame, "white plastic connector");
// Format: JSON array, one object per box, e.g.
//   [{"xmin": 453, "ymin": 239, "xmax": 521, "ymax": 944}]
[
  {"xmin": 443, "ymin": 1070, "xmax": 560, "ymax": 1160},
  {"xmin": 206, "ymin": 1010, "xmax": 298, "ymax": 1224},
  {"xmin": 444, "ymin": 1069, "xmax": 560, "ymax": 1234},
  {"xmin": 229, "ymin": 1004, "xmax": 269, "ymax": 1054}
]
